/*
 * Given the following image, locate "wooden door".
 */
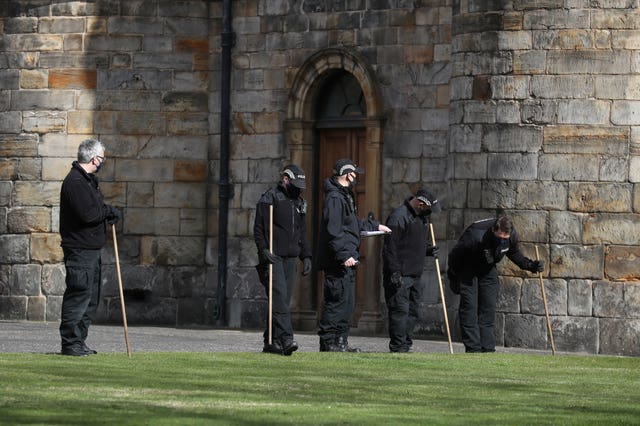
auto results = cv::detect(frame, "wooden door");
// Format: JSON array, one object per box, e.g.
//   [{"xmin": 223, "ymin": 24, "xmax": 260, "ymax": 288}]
[{"xmin": 316, "ymin": 128, "xmax": 368, "ymax": 325}]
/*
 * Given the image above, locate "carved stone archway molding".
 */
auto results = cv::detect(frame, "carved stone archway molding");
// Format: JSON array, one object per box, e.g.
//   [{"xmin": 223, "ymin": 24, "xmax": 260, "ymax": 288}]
[{"xmin": 285, "ymin": 47, "xmax": 386, "ymax": 333}]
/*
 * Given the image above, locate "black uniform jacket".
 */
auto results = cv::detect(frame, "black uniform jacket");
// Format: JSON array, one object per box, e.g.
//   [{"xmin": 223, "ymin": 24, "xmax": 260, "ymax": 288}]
[
  {"xmin": 382, "ymin": 197, "xmax": 430, "ymax": 277},
  {"xmin": 59, "ymin": 161, "xmax": 110, "ymax": 250},
  {"xmin": 254, "ymin": 184, "xmax": 312, "ymax": 260},
  {"xmin": 448, "ymin": 218, "xmax": 532, "ymax": 279},
  {"xmin": 315, "ymin": 177, "xmax": 378, "ymax": 271}
]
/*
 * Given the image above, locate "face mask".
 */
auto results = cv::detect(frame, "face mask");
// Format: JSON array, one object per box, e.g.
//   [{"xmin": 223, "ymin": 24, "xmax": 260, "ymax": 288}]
[
  {"xmin": 95, "ymin": 161, "xmax": 103, "ymax": 173},
  {"xmin": 286, "ymin": 184, "xmax": 301, "ymax": 198},
  {"xmin": 347, "ymin": 173, "xmax": 357, "ymax": 188}
]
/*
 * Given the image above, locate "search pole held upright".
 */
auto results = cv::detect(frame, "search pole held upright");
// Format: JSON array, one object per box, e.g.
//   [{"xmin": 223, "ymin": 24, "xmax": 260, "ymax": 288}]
[
  {"xmin": 429, "ymin": 222, "xmax": 453, "ymax": 354},
  {"xmin": 112, "ymin": 224, "xmax": 132, "ymax": 358},
  {"xmin": 535, "ymin": 245, "xmax": 556, "ymax": 355},
  {"xmin": 268, "ymin": 204, "xmax": 274, "ymax": 346}
]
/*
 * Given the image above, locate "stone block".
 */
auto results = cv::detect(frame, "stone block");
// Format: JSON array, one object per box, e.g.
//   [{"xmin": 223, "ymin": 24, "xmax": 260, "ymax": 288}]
[
  {"xmin": 515, "ymin": 181, "xmax": 567, "ymax": 210},
  {"xmin": 533, "ymin": 29, "xmax": 595, "ymax": 50},
  {"xmin": 480, "ymin": 180, "xmax": 517, "ymax": 209},
  {"xmin": 550, "ymin": 244, "xmax": 604, "ymax": 280},
  {"xmin": 497, "ymin": 276, "xmax": 522, "ymax": 313},
  {"xmin": 595, "ymin": 75, "xmax": 640, "ymax": 100},
  {"xmin": 0, "ymin": 158, "xmax": 41, "ymax": 181},
  {"xmin": 154, "ymin": 183, "xmax": 206, "ymax": 209},
  {"xmin": 115, "ymin": 159, "xmax": 174, "ymax": 182},
  {"xmin": 0, "ymin": 296, "xmax": 27, "ymax": 320},
  {"xmin": 463, "ymin": 101, "xmax": 496, "ymax": 123},
  {"xmin": 567, "ymin": 279, "xmax": 592, "ymax": 316},
  {"xmin": 0, "ymin": 134, "xmax": 39, "ymax": 157},
  {"xmin": 624, "ymin": 282, "xmax": 640, "ymax": 318},
  {"xmin": 97, "ymin": 70, "xmax": 172, "ymax": 91},
  {"xmin": 13, "ymin": 182, "xmax": 60, "ymax": 206},
  {"xmin": 7, "ymin": 207, "xmax": 50, "ymax": 233},
  {"xmin": 599, "ymin": 318, "xmax": 640, "ymax": 356},
  {"xmin": 521, "ymin": 99, "xmax": 557, "ymax": 124},
  {"xmin": 22, "ymin": 111, "xmax": 66, "ymax": 134},
  {"xmin": 123, "ymin": 208, "xmax": 180, "ymax": 236},
  {"xmin": 487, "ymin": 153, "xmax": 537, "ymax": 180},
  {"xmin": 39, "ymin": 134, "xmax": 87, "ymax": 157},
  {"xmin": 547, "ymin": 50, "xmax": 630, "ymax": 75},
  {"xmin": 0, "ymin": 235, "xmax": 30, "ymax": 264},
  {"xmin": 600, "ymin": 157, "xmax": 627, "ymax": 182},
  {"xmin": 539, "ymin": 154, "xmax": 599, "ymax": 181},
  {"xmin": 0, "ymin": 265, "xmax": 10, "ymax": 295},
  {"xmin": 496, "ymin": 101, "xmax": 520, "ymax": 124},
  {"xmin": 490, "ymin": 75, "xmax": 530, "ymax": 100},
  {"xmin": 167, "ymin": 113, "xmax": 208, "ymax": 136},
  {"xmin": 0, "ymin": 111, "xmax": 22, "ymax": 133},
  {"xmin": 612, "ymin": 100, "xmax": 640, "ymax": 125},
  {"xmin": 11, "ymin": 264, "xmax": 41, "ymax": 296},
  {"xmin": 116, "ymin": 111, "xmax": 166, "ymax": 135},
  {"xmin": 27, "ymin": 295, "xmax": 46, "ymax": 321},
  {"xmin": 531, "ymin": 75, "xmax": 593, "ymax": 99},
  {"xmin": 583, "ymin": 213, "xmax": 640, "ymax": 245},
  {"xmin": 11, "ymin": 90, "xmax": 75, "ymax": 111},
  {"xmin": 133, "ymin": 53, "xmax": 195, "ymax": 71},
  {"xmin": 140, "ymin": 236, "xmax": 205, "ymax": 266},
  {"xmin": 42, "ymin": 264, "xmax": 66, "ymax": 296},
  {"xmin": 20, "ymin": 69, "xmax": 47, "ymax": 89},
  {"xmin": 631, "ymin": 157, "xmax": 640, "ymax": 183},
  {"xmin": 521, "ymin": 278, "xmax": 567, "ymax": 316},
  {"xmin": 513, "ymin": 50, "xmax": 546, "ymax": 74},
  {"xmin": 553, "ymin": 316, "xmax": 599, "ymax": 353},
  {"xmin": 557, "ymin": 99, "xmax": 609, "ymax": 125},
  {"xmin": 549, "ymin": 211, "xmax": 583, "ymax": 244},
  {"xmin": 568, "ymin": 183, "xmax": 632, "ymax": 213},
  {"xmin": 31, "ymin": 233, "xmax": 63, "ymax": 264},
  {"xmin": 67, "ymin": 111, "xmax": 94, "ymax": 134},
  {"xmin": 593, "ymin": 280, "xmax": 624, "ymax": 318},
  {"xmin": 504, "ymin": 313, "xmax": 549, "ymax": 350},
  {"xmin": 46, "ymin": 295, "xmax": 62, "ymax": 322},
  {"xmin": 179, "ymin": 209, "xmax": 206, "ymax": 236},
  {"xmin": 2, "ymin": 34, "xmax": 63, "ymax": 51},
  {"xmin": 453, "ymin": 153, "xmax": 487, "ymax": 179},
  {"xmin": 126, "ymin": 183, "xmax": 154, "ymax": 208},
  {"xmin": 0, "ymin": 183, "xmax": 11, "ymax": 207}
]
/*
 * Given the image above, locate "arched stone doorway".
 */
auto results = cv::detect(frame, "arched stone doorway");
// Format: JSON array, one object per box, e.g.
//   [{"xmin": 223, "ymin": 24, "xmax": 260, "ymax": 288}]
[{"xmin": 285, "ymin": 47, "xmax": 386, "ymax": 334}]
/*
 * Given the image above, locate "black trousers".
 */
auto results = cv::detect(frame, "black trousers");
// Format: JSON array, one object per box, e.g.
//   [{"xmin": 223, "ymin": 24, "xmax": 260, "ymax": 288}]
[
  {"xmin": 384, "ymin": 275, "xmax": 422, "ymax": 352},
  {"xmin": 458, "ymin": 267, "xmax": 499, "ymax": 353},
  {"xmin": 262, "ymin": 256, "xmax": 297, "ymax": 346},
  {"xmin": 59, "ymin": 247, "xmax": 102, "ymax": 350},
  {"xmin": 318, "ymin": 267, "xmax": 355, "ymax": 346}
]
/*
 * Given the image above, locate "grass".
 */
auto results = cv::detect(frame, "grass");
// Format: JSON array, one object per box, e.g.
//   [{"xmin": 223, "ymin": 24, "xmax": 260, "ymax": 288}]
[{"xmin": 0, "ymin": 352, "xmax": 638, "ymax": 425}]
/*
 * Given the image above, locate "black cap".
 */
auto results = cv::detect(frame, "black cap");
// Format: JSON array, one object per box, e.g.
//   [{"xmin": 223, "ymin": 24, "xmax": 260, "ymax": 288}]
[
  {"xmin": 282, "ymin": 164, "xmax": 306, "ymax": 189},
  {"xmin": 415, "ymin": 189, "xmax": 441, "ymax": 213},
  {"xmin": 333, "ymin": 158, "xmax": 364, "ymax": 176}
]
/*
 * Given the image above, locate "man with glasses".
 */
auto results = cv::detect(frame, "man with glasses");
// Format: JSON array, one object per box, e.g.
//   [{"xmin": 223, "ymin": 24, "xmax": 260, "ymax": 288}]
[{"xmin": 59, "ymin": 139, "xmax": 122, "ymax": 356}]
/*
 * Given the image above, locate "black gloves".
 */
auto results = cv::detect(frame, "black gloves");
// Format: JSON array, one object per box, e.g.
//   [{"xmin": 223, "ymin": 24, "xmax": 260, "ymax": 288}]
[
  {"xmin": 105, "ymin": 205, "xmax": 122, "ymax": 225},
  {"xmin": 427, "ymin": 244, "xmax": 439, "ymax": 258},
  {"xmin": 260, "ymin": 248, "xmax": 280, "ymax": 264},
  {"xmin": 528, "ymin": 260, "xmax": 544, "ymax": 273},
  {"xmin": 390, "ymin": 271, "xmax": 402, "ymax": 288},
  {"xmin": 302, "ymin": 257, "xmax": 312, "ymax": 276}
]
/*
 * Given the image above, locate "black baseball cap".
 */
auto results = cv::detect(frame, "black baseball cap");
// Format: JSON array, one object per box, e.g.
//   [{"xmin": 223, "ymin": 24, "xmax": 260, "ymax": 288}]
[
  {"xmin": 415, "ymin": 189, "xmax": 441, "ymax": 213},
  {"xmin": 282, "ymin": 164, "xmax": 306, "ymax": 189},
  {"xmin": 333, "ymin": 158, "xmax": 364, "ymax": 176}
]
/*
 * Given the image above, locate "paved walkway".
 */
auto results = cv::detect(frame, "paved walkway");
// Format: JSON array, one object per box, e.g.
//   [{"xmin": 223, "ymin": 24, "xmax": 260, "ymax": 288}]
[{"xmin": 0, "ymin": 321, "xmax": 561, "ymax": 356}]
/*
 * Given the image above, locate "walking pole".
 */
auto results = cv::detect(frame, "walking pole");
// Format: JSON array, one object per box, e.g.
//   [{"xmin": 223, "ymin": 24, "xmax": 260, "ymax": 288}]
[
  {"xmin": 112, "ymin": 224, "xmax": 132, "ymax": 358},
  {"xmin": 535, "ymin": 245, "xmax": 556, "ymax": 355},
  {"xmin": 429, "ymin": 222, "xmax": 454, "ymax": 354},
  {"xmin": 268, "ymin": 204, "xmax": 274, "ymax": 346}
]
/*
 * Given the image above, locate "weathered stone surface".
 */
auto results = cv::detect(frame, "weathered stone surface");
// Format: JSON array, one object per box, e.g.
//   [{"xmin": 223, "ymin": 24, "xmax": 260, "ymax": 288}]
[
  {"xmin": 550, "ymin": 244, "xmax": 604, "ymax": 279},
  {"xmin": 13, "ymin": 182, "xmax": 60, "ymax": 206},
  {"xmin": 504, "ymin": 313, "xmax": 549, "ymax": 349},
  {"xmin": 539, "ymin": 154, "xmax": 599, "ymax": 181},
  {"xmin": 11, "ymin": 264, "xmax": 41, "ymax": 296},
  {"xmin": 624, "ymin": 282, "xmax": 640, "ymax": 318},
  {"xmin": 22, "ymin": 111, "xmax": 66, "ymax": 134},
  {"xmin": 515, "ymin": 181, "xmax": 567, "ymax": 210},
  {"xmin": 0, "ymin": 296, "xmax": 27, "ymax": 320},
  {"xmin": 0, "ymin": 265, "xmax": 10, "ymax": 296},
  {"xmin": 27, "ymin": 295, "xmax": 46, "ymax": 321},
  {"xmin": 605, "ymin": 246, "xmax": 640, "ymax": 281},
  {"xmin": 599, "ymin": 318, "xmax": 640, "ymax": 356},
  {"xmin": 568, "ymin": 183, "xmax": 632, "ymax": 213},
  {"xmin": 0, "ymin": 134, "xmax": 38, "ymax": 157},
  {"xmin": 521, "ymin": 278, "xmax": 567, "ymax": 316},
  {"xmin": 140, "ymin": 236, "xmax": 205, "ymax": 266},
  {"xmin": 497, "ymin": 276, "xmax": 521, "ymax": 313},
  {"xmin": 543, "ymin": 126, "xmax": 629, "ymax": 155},
  {"xmin": 7, "ymin": 207, "xmax": 51, "ymax": 233},
  {"xmin": 31, "ymin": 233, "xmax": 63, "ymax": 264},
  {"xmin": 552, "ymin": 316, "xmax": 599, "ymax": 353},
  {"xmin": 583, "ymin": 213, "xmax": 640, "ymax": 245},
  {"xmin": 593, "ymin": 280, "xmax": 625, "ymax": 318},
  {"xmin": 567, "ymin": 279, "xmax": 592, "ymax": 316},
  {"xmin": 123, "ymin": 208, "xmax": 180, "ymax": 236},
  {"xmin": 0, "ymin": 235, "xmax": 29, "ymax": 264},
  {"xmin": 42, "ymin": 264, "xmax": 66, "ymax": 296}
]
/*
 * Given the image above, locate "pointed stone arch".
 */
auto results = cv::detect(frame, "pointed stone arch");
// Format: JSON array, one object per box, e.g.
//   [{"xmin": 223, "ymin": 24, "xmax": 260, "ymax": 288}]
[{"xmin": 285, "ymin": 47, "xmax": 386, "ymax": 333}]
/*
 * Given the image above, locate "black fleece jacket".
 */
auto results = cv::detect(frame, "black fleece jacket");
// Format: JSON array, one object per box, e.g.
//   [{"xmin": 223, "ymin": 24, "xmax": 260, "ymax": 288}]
[
  {"xmin": 59, "ymin": 161, "xmax": 111, "ymax": 249},
  {"xmin": 382, "ymin": 197, "xmax": 432, "ymax": 277},
  {"xmin": 315, "ymin": 177, "xmax": 378, "ymax": 271}
]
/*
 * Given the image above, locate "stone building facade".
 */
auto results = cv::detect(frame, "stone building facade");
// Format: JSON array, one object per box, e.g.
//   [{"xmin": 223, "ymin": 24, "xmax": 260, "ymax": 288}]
[{"xmin": 0, "ymin": 0, "xmax": 639, "ymax": 356}]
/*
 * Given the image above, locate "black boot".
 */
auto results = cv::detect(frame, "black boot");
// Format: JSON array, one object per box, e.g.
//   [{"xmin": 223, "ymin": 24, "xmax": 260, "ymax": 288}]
[
  {"xmin": 337, "ymin": 336, "xmax": 361, "ymax": 353},
  {"xmin": 319, "ymin": 338, "xmax": 341, "ymax": 352},
  {"xmin": 263, "ymin": 341, "xmax": 284, "ymax": 355},
  {"xmin": 282, "ymin": 339, "xmax": 299, "ymax": 356}
]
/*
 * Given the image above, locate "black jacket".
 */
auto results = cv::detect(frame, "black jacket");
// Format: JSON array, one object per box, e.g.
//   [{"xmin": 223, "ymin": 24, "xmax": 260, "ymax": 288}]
[
  {"xmin": 448, "ymin": 218, "xmax": 533, "ymax": 279},
  {"xmin": 59, "ymin": 162, "xmax": 111, "ymax": 249},
  {"xmin": 382, "ymin": 197, "xmax": 431, "ymax": 277},
  {"xmin": 316, "ymin": 177, "xmax": 378, "ymax": 271},
  {"xmin": 253, "ymin": 184, "xmax": 311, "ymax": 259}
]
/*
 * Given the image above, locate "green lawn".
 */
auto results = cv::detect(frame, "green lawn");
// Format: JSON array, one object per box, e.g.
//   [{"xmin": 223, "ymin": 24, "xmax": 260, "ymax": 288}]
[{"xmin": 1, "ymin": 352, "xmax": 638, "ymax": 425}]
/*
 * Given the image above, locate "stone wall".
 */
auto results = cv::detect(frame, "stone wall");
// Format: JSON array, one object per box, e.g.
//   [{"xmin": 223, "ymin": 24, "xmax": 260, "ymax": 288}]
[
  {"xmin": 447, "ymin": 0, "xmax": 640, "ymax": 356},
  {"xmin": 0, "ymin": 0, "xmax": 639, "ymax": 356}
]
